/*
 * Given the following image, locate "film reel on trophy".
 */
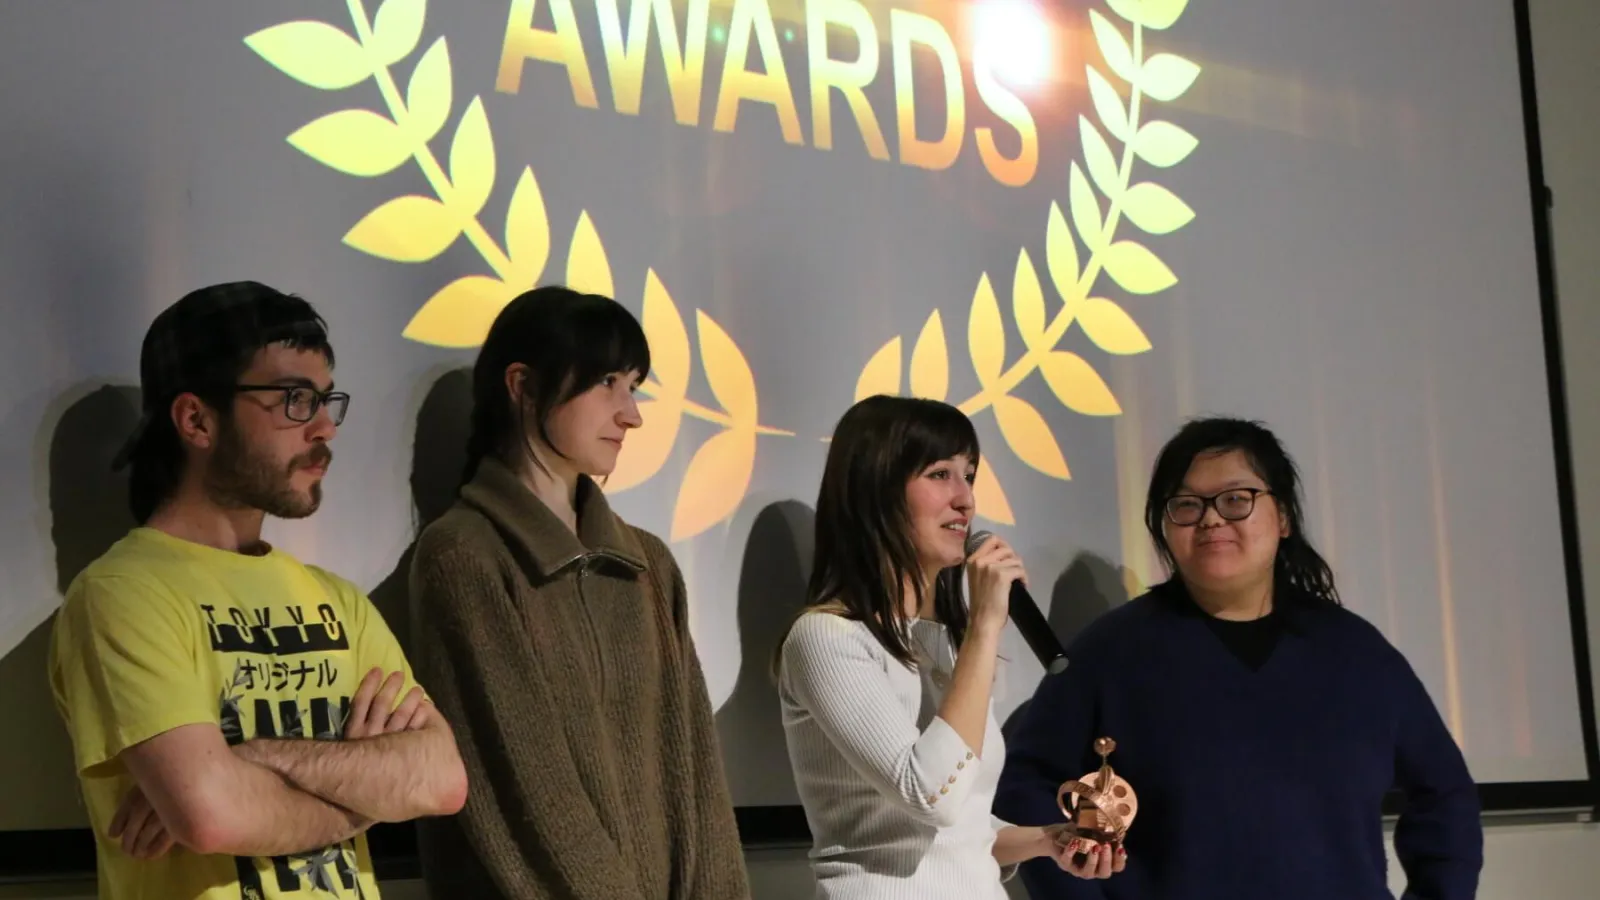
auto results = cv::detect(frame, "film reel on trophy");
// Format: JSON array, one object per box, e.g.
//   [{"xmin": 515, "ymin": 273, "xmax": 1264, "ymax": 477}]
[{"xmin": 1050, "ymin": 737, "xmax": 1137, "ymax": 865}]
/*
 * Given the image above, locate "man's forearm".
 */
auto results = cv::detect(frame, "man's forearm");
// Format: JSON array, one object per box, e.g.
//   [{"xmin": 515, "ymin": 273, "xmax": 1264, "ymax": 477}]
[
  {"xmin": 184, "ymin": 758, "xmax": 370, "ymax": 858},
  {"xmin": 237, "ymin": 720, "xmax": 465, "ymax": 823}
]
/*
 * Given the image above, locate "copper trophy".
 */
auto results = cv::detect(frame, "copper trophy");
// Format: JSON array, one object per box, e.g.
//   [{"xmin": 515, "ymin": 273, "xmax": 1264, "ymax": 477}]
[{"xmin": 1052, "ymin": 737, "xmax": 1137, "ymax": 860}]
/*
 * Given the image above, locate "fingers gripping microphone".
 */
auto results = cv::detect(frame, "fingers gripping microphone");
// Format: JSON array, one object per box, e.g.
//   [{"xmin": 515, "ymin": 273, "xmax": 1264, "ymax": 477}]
[{"xmin": 965, "ymin": 530, "xmax": 1070, "ymax": 675}]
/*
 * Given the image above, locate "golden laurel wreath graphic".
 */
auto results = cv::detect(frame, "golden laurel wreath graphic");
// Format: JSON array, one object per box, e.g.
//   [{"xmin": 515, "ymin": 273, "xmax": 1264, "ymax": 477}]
[
  {"xmin": 245, "ymin": 0, "xmax": 792, "ymax": 542},
  {"xmin": 852, "ymin": 0, "xmax": 1199, "ymax": 524},
  {"xmin": 245, "ymin": 0, "xmax": 1199, "ymax": 536}
]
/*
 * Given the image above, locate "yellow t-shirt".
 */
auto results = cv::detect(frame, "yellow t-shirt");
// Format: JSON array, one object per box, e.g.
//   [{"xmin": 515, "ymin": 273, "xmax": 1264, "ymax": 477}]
[{"xmin": 49, "ymin": 527, "xmax": 420, "ymax": 900}]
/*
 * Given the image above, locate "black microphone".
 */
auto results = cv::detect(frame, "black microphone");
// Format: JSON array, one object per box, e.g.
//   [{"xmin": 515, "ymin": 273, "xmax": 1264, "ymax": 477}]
[{"xmin": 965, "ymin": 530, "xmax": 1069, "ymax": 675}]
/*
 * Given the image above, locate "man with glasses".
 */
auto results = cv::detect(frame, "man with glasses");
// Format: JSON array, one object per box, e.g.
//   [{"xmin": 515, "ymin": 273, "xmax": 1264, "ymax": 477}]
[{"xmin": 48, "ymin": 282, "xmax": 468, "ymax": 899}]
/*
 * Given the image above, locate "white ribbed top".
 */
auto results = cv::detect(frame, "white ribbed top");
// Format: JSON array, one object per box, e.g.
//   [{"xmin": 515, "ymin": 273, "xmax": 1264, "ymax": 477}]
[{"xmin": 777, "ymin": 611, "xmax": 1015, "ymax": 900}]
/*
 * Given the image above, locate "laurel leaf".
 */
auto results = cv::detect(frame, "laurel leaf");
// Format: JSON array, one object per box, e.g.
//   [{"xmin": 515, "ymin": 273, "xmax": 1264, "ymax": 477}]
[
  {"xmin": 1104, "ymin": 0, "xmax": 1143, "ymax": 25},
  {"xmin": 671, "ymin": 428, "xmax": 756, "ymax": 541},
  {"xmin": 697, "ymin": 310, "xmax": 757, "ymax": 424},
  {"xmin": 1086, "ymin": 68, "xmax": 1130, "ymax": 141},
  {"xmin": 505, "ymin": 167, "xmax": 550, "ymax": 285},
  {"xmin": 604, "ymin": 398, "xmax": 682, "ymax": 492},
  {"xmin": 1088, "ymin": 11, "xmax": 1137, "ymax": 83},
  {"xmin": 1122, "ymin": 182, "xmax": 1195, "ymax": 235},
  {"xmin": 1045, "ymin": 202, "xmax": 1080, "ymax": 307},
  {"xmin": 1141, "ymin": 53, "xmax": 1201, "ymax": 103},
  {"xmin": 1080, "ymin": 117, "xmax": 1121, "ymax": 201},
  {"xmin": 968, "ymin": 274, "xmax": 1005, "ymax": 387},
  {"xmin": 643, "ymin": 270, "xmax": 691, "ymax": 397},
  {"xmin": 1068, "ymin": 163, "xmax": 1104, "ymax": 254},
  {"xmin": 855, "ymin": 336, "xmax": 903, "ymax": 401},
  {"xmin": 1012, "ymin": 249, "xmax": 1046, "ymax": 350},
  {"xmin": 370, "ymin": 0, "xmax": 427, "ymax": 66},
  {"xmin": 994, "ymin": 396, "xmax": 1071, "ymax": 479},
  {"xmin": 909, "ymin": 310, "xmax": 949, "ymax": 401},
  {"xmin": 448, "ymin": 97, "xmax": 495, "ymax": 217},
  {"xmin": 405, "ymin": 37, "xmax": 452, "ymax": 143},
  {"xmin": 1041, "ymin": 351, "xmax": 1123, "ymax": 415},
  {"xmin": 1106, "ymin": 0, "xmax": 1188, "ymax": 30},
  {"xmin": 1133, "ymin": 121, "xmax": 1198, "ymax": 168},
  {"xmin": 1102, "ymin": 241, "xmax": 1178, "ymax": 295},
  {"xmin": 343, "ymin": 195, "xmax": 461, "ymax": 262},
  {"xmin": 286, "ymin": 109, "xmax": 410, "ymax": 177},
  {"xmin": 1079, "ymin": 297, "xmax": 1153, "ymax": 355},
  {"xmin": 565, "ymin": 211, "xmax": 614, "ymax": 297},
  {"xmin": 244, "ymin": 21, "xmax": 371, "ymax": 90},
  {"xmin": 973, "ymin": 461, "xmax": 1016, "ymax": 525},
  {"xmin": 401, "ymin": 275, "xmax": 512, "ymax": 348},
  {"xmin": 1137, "ymin": 0, "xmax": 1190, "ymax": 30}
]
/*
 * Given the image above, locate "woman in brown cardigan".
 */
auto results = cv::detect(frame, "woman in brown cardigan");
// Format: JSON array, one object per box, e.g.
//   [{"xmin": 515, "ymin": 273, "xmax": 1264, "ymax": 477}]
[{"xmin": 407, "ymin": 286, "xmax": 750, "ymax": 899}]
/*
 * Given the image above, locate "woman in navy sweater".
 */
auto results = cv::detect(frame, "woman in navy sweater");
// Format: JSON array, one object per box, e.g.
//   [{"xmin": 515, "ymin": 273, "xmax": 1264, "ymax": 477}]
[{"xmin": 993, "ymin": 417, "xmax": 1483, "ymax": 899}]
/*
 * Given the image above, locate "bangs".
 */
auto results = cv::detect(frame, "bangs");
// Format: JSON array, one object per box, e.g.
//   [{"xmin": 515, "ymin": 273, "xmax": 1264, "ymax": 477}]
[
  {"xmin": 560, "ymin": 295, "xmax": 651, "ymax": 393},
  {"xmin": 900, "ymin": 400, "xmax": 981, "ymax": 472},
  {"xmin": 1148, "ymin": 419, "xmax": 1273, "ymax": 501}
]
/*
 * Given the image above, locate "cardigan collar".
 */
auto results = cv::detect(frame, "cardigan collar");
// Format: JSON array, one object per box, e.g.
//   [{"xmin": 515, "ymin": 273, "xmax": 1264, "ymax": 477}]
[{"xmin": 459, "ymin": 457, "xmax": 647, "ymax": 577}]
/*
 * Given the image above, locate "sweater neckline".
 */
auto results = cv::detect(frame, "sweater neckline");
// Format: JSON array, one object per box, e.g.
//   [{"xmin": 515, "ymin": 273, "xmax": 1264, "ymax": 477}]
[{"xmin": 459, "ymin": 457, "xmax": 648, "ymax": 577}]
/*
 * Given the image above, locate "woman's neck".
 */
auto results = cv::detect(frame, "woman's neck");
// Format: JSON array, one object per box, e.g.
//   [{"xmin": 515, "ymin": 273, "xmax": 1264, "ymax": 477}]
[
  {"xmin": 513, "ymin": 453, "xmax": 581, "ymax": 534},
  {"xmin": 1186, "ymin": 574, "xmax": 1274, "ymax": 621}
]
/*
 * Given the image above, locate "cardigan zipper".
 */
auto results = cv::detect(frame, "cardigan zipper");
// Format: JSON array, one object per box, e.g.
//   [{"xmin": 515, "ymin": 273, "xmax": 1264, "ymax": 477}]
[{"xmin": 573, "ymin": 555, "xmax": 607, "ymax": 703}]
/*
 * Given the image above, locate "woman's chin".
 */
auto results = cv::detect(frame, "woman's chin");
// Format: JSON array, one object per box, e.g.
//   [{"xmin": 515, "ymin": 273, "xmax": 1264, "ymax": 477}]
[
  {"xmin": 580, "ymin": 451, "xmax": 620, "ymax": 479},
  {"xmin": 1185, "ymin": 563, "xmax": 1266, "ymax": 593}
]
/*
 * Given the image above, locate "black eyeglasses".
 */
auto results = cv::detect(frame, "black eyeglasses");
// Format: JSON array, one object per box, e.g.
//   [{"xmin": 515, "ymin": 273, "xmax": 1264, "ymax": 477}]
[
  {"xmin": 234, "ymin": 384, "xmax": 350, "ymax": 425},
  {"xmin": 1164, "ymin": 488, "xmax": 1271, "ymax": 526}
]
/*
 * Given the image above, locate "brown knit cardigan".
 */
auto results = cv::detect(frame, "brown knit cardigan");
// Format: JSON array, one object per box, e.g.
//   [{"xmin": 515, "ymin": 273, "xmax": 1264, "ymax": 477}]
[{"xmin": 407, "ymin": 457, "xmax": 750, "ymax": 899}]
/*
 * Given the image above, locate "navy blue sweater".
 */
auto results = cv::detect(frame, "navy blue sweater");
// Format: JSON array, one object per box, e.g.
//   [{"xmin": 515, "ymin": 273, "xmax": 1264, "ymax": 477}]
[{"xmin": 993, "ymin": 582, "xmax": 1482, "ymax": 900}]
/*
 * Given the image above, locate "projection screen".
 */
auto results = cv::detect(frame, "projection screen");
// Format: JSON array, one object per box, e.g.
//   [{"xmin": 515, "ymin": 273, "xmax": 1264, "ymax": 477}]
[{"xmin": 0, "ymin": 0, "xmax": 1594, "ymax": 866}]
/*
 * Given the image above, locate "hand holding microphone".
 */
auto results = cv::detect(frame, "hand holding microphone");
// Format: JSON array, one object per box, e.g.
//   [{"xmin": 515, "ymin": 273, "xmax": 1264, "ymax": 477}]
[
  {"xmin": 965, "ymin": 530, "xmax": 1070, "ymax": 675},
  {"xmin": 964, "ymin": 532, "xmax": 1029, "ymax": 635}
]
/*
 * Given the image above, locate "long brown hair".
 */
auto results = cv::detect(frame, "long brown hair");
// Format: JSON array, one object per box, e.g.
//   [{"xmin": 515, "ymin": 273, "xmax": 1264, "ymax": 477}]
[{"xmin": 775, "ymin": 395, "xmax": 981, "ymax": 672}]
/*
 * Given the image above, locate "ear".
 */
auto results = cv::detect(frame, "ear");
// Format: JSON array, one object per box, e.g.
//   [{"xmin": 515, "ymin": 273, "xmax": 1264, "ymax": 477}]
[
  {"xmin": 503, "ymin": 362, "xmax": 529, "ymax": 406},
  {"xmin": 169, "ymin": 392, "xmax": 221, "ymax": 452}
]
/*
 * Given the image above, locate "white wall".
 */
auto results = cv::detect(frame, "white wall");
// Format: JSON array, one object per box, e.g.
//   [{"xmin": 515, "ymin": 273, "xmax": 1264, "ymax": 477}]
[{"xmin": 2, "ymin": 1, "xmax": 1597, "ymax": 898}]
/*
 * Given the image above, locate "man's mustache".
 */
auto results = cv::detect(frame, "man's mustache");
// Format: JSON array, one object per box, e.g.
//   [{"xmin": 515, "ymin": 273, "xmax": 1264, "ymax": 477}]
[{"xmin": 293, "ymin": 445, "xmax": 333, "ymax": 471}]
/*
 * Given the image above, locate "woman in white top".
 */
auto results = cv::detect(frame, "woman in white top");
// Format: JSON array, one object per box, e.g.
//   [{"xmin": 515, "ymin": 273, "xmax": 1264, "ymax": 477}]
[{"xmin": 775, "ymin": 395, "xmax": 1124, "ymax": 899}]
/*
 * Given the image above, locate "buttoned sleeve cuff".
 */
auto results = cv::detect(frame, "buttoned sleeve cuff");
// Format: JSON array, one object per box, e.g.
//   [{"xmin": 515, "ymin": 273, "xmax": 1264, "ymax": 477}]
[{"xmin": 905, "ymin": 715, "xmax": 984, "ymax": 824}]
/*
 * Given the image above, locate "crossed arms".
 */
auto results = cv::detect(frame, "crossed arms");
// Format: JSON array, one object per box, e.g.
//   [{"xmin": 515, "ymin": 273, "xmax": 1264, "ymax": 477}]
[{"xmin": 111, "ymin": 669, "xmax": 468, "ymax": 860}]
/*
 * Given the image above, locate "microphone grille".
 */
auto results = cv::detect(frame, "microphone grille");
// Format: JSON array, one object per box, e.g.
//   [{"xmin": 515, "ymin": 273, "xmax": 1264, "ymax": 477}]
[{"xmin": 964, "ymin": 529, "xmax": 993, "ymax": 556}]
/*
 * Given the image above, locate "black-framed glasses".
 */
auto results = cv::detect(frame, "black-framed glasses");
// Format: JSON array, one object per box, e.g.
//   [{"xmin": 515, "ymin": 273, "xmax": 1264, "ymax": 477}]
[
  {"xmin": 1164, "ymin": 488, "xmax": 1271, "ymax": 526},
  {"xmin": 234, "ymin": 384, "xmax": 350, "ymax": 425}
]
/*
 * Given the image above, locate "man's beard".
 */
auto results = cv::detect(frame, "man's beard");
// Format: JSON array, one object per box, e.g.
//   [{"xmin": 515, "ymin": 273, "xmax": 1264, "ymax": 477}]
[{"xmin": 204, "ymin": 422, "xmax": 332, "ymax": 519}]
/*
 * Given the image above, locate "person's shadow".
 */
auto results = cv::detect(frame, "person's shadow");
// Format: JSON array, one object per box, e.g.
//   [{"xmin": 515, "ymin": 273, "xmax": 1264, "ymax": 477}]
[
  {"xmin": 367, "ymin": 367, "xmax": 473, "ymax": 661},
  {"xmin": 715, "ymin": 500, "xmax": 815, "ymax": 814},
  {"xmin": 362, "ymin": 367, "xmax": 472, "ymax": 880},
  {"xmin": 1047, "ymin": 552, "xmax": 1133, "ymax": 650},
  {"xmin": 0, "ymin": 384, "xmax": 141, "ymax": 858},
  {"xmin": 1001, "ymin": 551, "xmax": 1134, "ymax": 742}
]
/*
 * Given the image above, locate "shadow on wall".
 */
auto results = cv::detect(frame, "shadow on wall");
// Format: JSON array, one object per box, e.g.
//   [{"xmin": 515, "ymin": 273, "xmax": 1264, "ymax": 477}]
[
  {"xmin": 1001, "ymin": 551, "xmax": 1137, "ymax": 743},
  {"xmin": 716, "ymin": 500, "xmax": 815, "ymax": 807},
  {"xmin": 1048, "ymin": 552, "xmax": 1137, "ymax": 650},
  {"xmin": 0, "ymin": 384, "xmax": 141, "ymax": 830},
  {"xmin": 368, "ymin": 367, "xmax": 473, "ymax": 660}
]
